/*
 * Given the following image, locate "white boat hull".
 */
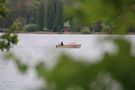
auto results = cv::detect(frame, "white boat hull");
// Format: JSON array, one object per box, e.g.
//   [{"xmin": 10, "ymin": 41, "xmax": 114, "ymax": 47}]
[{"xmin": 56, "ymin": 44, "xmax": 81, "ymax": 48}]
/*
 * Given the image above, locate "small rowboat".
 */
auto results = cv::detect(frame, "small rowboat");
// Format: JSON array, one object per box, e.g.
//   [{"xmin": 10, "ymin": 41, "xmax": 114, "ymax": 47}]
[{"xmin": 56, "ymin": 43, "xmax": 81, "ymax": 48}]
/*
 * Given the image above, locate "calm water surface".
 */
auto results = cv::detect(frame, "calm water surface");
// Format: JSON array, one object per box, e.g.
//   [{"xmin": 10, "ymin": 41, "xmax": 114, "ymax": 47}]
[{"xmin": 0, "ymin": 34, "xmax": 135, "ymax": 90}]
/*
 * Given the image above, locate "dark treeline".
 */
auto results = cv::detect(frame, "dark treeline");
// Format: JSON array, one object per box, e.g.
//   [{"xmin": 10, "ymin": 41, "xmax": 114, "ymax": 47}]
[
  {"xmin": 0, "ymin": 0, "xmax": 134, "ymax": 33},
  {"xmin": 0, "ymin": 0, "xmax": 85, "ymax": 32}
]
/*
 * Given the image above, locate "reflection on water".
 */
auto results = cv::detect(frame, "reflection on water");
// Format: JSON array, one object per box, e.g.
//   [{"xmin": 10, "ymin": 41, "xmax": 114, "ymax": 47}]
[{"xmin": 0, "ymin": 34, "xmax": 135, "ymax": 90}]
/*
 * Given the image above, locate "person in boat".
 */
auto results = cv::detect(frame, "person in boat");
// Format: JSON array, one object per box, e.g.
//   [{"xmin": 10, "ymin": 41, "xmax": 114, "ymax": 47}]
[
  {"xmin": 56, "ymin": 41, "xmax": 64, "ymax": 48},
  {"xmin": 61, "ymin": 41, "xmax": 64, "ymax": 46}
]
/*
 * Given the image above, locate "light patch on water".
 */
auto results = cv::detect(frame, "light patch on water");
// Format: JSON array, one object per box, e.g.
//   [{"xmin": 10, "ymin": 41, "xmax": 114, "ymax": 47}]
[{"xmin": 0, "ymin": 34, "xmax": 135, "ymax": 90}]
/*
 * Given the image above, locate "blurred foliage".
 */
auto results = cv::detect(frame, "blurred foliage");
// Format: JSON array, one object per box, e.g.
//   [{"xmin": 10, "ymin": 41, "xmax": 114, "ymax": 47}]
[
  {"xmin": 0, "ymin": 32, "xmax": 18, "ymax": 51},
  {"xmin": 34, "ymin": 39, "xmax": 135, "ymax": 90},
  {"xmin": 9, "ymin": 19, "xmax": 23, "ymax": 32},
  {"xmin": 4, "ymin": 52, "xmax": 28, "ymax": 74},
  {"xmin": 0, "ymin": 0, "xmax": 18, "ymax": 51},
  {"xmin": 0, "ymin": 0, "xmax": 8, "ymax": 19},
  {"xmin": 64, "ymin": 0, "xmax": 135, "ymax": 34}
]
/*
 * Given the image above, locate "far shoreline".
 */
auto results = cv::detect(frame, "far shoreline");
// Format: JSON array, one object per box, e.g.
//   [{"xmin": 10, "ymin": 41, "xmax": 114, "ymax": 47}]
[
  {"xmin": 18, "ymin": 31, "xmax": 82, "ymax": 34},
  {"xmin": 1, "ymin": 31, "xmax": 135, "ymax": 35}
]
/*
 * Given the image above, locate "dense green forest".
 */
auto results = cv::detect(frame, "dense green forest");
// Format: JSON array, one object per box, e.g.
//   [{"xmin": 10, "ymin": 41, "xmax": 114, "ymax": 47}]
[
  {"xmin": 0, "ymin": 0, "xmax": 134, "ymax": 33},
  {"xmin": 0, "ymin": 0, "xmax": 80, "ymax": 32}
]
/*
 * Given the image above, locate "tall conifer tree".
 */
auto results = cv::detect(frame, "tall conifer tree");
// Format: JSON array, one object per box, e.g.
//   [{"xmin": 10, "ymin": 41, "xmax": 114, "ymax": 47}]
[
  {"xmin": 46, "ymin": 0, "xmax": 64, "ymax": 32},
  {"xmin": 37, "ymin": 0, "xmax": 45, "ymax": 31}
]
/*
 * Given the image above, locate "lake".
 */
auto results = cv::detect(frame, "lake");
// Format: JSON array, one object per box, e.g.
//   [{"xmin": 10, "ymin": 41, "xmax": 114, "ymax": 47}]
[{"xmin": 0, "ymin": 34, "xmax": 135, "ymax": 90}]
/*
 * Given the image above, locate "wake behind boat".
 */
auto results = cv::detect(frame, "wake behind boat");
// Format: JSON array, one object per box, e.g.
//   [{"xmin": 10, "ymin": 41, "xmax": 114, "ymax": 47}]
[{"xmin": 56, "ymin": 42, "xmax": 81, "ymax": 48}]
